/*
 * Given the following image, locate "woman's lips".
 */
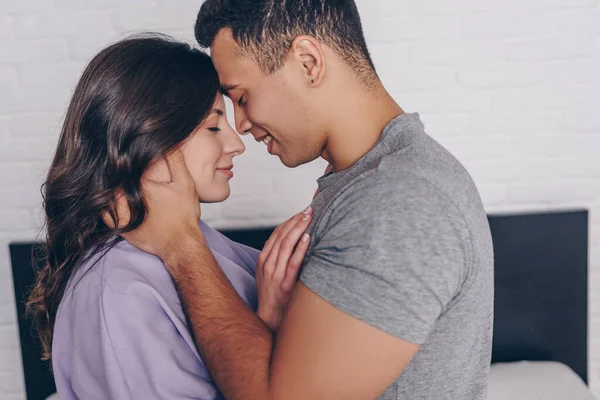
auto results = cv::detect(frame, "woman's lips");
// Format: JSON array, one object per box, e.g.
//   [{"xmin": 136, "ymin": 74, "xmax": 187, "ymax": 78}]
[{"xmin": 217, "ymin": 165, "xmax": 234, "ymax": 178}]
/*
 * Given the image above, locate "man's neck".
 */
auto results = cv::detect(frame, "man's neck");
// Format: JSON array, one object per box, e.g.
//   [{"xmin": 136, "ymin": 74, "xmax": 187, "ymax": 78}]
[{"xmin": 321, "ymin": 84, "xmax": 404, "ymax": 172}]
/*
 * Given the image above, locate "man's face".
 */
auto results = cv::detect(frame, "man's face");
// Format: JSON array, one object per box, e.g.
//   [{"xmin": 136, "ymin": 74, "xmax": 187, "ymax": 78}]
[{"xmin": 210, "ymin": 29, "xmax": 325, "ymax": 168}]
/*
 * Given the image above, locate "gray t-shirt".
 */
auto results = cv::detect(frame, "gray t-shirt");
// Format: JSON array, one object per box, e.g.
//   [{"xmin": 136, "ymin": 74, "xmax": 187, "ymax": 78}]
[{"xmin": 300, "ymin": 113, "xmax": 494, "ymax": 400}]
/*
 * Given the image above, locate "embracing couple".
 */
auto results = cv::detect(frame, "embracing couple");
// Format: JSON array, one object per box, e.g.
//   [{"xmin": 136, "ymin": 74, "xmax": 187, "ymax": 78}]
[{"xmin": 27, "ymin": 1, "xmax": 494, "ymax": 399}]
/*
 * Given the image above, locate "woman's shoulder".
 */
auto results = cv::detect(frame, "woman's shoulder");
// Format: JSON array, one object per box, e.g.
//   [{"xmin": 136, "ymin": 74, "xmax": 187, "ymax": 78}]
[
  {"xmin": 55, "ymin": 239, "xmax": 186, "ymax": 344},
  {"xmin": 52, "ymin": 241, "xmax": 208, "ymax": 393},
  {"xmin": 66, "ymin": 239, "xmax": 175, "ymax": 303}
]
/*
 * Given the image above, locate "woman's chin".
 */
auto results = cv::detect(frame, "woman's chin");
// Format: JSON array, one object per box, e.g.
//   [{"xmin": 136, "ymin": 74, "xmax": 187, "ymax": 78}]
[{"xmin": 197, "ymin": 187, "xmax": 231, "ymax": 204}]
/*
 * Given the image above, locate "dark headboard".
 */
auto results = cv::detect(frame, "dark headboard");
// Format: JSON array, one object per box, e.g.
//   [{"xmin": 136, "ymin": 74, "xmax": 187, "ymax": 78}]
[
  {"xmin": 9, "ymin": 210, "xmax": 589, "ymax": 399},
  {"xmin": 488, "ymin": 210, "xmax": 589, "ymax": 383},
  {"xmin": 9, "ymin": 243, "xmax": 50, "ymax": 400}
]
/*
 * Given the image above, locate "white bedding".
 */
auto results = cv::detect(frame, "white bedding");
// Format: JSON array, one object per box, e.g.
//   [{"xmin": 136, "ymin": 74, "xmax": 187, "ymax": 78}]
[{"xmin": 488, "ymin": 361, "xmax": 596, "ymax": 400}]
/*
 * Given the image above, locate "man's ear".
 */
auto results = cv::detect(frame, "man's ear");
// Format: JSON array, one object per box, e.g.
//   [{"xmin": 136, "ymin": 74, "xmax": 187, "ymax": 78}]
[{"xmin": 290, "ymin": 35, "xmax": 326, "ymax": 86}]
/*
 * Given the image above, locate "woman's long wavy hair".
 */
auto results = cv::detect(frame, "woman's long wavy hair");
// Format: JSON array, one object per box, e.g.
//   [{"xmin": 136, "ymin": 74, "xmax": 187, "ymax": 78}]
[{"xmin": 26, "ymin": 34, "xmax": 220, "ymax": 362}]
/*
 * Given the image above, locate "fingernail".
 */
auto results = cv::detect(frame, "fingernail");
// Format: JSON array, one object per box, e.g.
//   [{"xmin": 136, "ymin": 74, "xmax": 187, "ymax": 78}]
[
  {"xmin": 302, "ymin": 206, "xmax": 313, "ymax": 215},
  {"xmin": 302, "ymin": 233, "xmax": 310, "ymax": 243},
  {"xmin": 302, "ymin": 212, "xmax": 312, "ymax": 221}
]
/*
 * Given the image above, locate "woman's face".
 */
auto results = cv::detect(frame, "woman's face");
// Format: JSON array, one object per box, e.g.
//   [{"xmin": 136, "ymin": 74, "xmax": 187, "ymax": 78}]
[
  {"xmin": 183, "ymin": 95, "xmax": 245, "ymax": 202},
  {"xmin": 146, "ymin": 95, "xmax": 245, "ymax": 203}
]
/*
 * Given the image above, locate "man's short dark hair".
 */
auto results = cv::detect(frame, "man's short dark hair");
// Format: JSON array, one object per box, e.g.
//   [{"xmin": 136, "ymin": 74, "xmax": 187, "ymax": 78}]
[{"xmin": 195, "ymin": 0, "xmax": 378, "ymax": 86}]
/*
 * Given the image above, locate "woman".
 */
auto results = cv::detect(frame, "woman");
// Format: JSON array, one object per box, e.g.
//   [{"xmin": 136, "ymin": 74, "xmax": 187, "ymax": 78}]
[{"xmin": 26, "ymin": 34, "xmax": 305, "ymax": 399}]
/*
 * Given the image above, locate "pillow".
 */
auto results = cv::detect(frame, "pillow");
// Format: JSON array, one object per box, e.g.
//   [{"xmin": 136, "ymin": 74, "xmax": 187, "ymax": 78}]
[{"xmin": 488, "ymin": 361, "xmax": 596, "ymax": 400}]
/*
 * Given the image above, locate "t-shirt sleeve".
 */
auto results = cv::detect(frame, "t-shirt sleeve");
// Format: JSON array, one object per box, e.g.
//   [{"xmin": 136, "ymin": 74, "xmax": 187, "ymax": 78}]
[
  {"xmin": 94, "ymin": 282, "xmax": 220, "ymax": 399},
  {"xmin": 300, "ymin": 174, "xmax": 470, "ymax": 344}
]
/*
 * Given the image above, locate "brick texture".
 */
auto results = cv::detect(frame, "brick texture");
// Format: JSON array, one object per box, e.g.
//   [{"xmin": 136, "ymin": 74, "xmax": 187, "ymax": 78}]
[{"xmin": 0, "ymin": 0, "xmax": 599, "ymax": 398}]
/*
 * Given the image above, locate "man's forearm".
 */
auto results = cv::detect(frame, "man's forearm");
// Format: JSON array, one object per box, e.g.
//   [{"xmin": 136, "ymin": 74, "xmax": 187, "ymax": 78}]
[{"xmin": 165, "ymin": 231, "xmax": 274, "ymax": 400}]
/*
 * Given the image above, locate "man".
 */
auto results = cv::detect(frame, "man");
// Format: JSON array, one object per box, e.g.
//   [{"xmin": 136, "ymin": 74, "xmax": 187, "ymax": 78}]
[{"xmin": 126, "ymin": 1, "xmax": 494, "ymax": 399}]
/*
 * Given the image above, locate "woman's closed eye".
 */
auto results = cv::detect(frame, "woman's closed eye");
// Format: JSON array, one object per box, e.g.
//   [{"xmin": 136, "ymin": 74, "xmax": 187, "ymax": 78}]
[{"xmin": 208, "ymin": 127, "xmax": 221, "ymax": 132}]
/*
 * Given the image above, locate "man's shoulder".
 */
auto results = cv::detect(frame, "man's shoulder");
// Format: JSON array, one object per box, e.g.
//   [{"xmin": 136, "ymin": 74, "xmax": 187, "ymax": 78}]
[
  {"xmin": 337, "ymin": 156, "xmax": 469, "ymax": 219},
  {"xmin": 320, "ymin": 149, "xmax": 483, "ymax": 255},
  {"xmin": 377, "ymin": 138, "xmax": 483, "ymax": 213}
]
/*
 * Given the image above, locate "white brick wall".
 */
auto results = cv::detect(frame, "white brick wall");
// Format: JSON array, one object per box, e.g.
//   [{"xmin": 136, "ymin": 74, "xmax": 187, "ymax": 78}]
[{"xmin": 0, "ymin": 1, "xmax": 598, "ymax": 399}]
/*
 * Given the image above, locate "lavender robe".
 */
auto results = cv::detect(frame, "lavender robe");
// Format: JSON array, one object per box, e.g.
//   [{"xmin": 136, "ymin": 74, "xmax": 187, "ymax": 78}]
[{"xmin": 52, "ymin": 221, "xmax": 259, "ymax": 399}]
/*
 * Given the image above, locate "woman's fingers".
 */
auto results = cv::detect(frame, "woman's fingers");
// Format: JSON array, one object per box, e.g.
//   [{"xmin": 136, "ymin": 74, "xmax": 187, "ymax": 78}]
[
  {"xmin": 255, "ymin": 207, "xmax": 314, "ymax": 332},
  {"xmin": 282, "ymin": 233, "xmax": 311, "ymax": 292},
  {"xmin": 260, "ymin": 207, "xmax": 312, "ymax": 279},
  {"xmin": 273, "ymin": 212, "xmax": 312, "ymax": 283}
]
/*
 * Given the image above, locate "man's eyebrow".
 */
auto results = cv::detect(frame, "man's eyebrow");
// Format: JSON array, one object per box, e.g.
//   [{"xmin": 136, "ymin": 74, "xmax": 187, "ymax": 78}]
[{"xmin": 220, "ymin": 83, "xmax": 239, "ymax": 95}]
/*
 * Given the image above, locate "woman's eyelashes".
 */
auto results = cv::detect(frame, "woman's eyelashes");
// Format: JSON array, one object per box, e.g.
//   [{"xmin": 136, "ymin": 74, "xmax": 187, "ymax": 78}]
[{"xmin": 208, "ymin": 127, "xmax": 221, "ymax": 133}]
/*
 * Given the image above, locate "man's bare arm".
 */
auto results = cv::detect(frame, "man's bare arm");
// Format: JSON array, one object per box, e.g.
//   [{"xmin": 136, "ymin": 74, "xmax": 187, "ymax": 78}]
[
  {"xmin": 165, "ymin": 231, "xmax": 275, "ymax": 399},
  {"xmin": 168, "ymin": 232, "xmax": 420, "ymax": 400},
  {"xmin": 124, "ymin": 151, "xmax": 421, "ymax": 400}
]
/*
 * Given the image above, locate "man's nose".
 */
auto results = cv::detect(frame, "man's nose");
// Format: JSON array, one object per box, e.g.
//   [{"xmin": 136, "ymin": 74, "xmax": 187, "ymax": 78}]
[{"xmin": 235, "ymin": 108, "xmax": 252, "ymax": 135}]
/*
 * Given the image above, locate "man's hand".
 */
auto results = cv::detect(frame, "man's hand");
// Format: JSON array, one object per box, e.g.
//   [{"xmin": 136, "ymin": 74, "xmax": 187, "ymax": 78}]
[
  {"xmin": 256, "ymin": 207, "xmax": 313, "ymax": 332},
  {"xmin": 121, "ymin": 149, "xmax": 202, "ymax": 262}
]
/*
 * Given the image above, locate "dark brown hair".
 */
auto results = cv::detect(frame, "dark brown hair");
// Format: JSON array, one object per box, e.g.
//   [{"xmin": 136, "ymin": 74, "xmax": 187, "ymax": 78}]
[
  {"xmin": 195, "ymin": 0, "xmax": 378, "ymax": 86},
  {"xmin": 26, "ymin": 34, "xmax": 220, "ymax": 361}
]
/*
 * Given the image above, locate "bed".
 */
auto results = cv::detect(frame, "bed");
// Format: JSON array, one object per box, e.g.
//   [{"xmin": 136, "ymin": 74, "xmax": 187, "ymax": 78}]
[
  {"xmin": 485, "ymin": 210, "xmax": 592, "ymax": 399},
  {"xmin": 9, "ymin": 210, "xmax": 592, "ymax": 399}
]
